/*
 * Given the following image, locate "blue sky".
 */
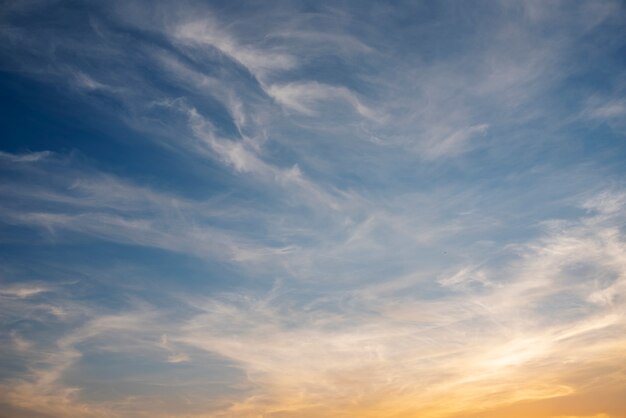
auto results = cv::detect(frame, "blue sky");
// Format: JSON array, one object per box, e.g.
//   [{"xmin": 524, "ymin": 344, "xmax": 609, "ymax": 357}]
[{"xmin": 1, "ymin": 1, "xmax": 626, "ymax": 417}]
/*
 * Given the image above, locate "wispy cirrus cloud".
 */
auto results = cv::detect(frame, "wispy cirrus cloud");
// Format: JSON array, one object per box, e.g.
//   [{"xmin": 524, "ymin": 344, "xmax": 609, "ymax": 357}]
[
  {"xmin": 1, "ymin": 1, "xmax": 625, "ymax": 417},
  {"xmin": 159, "ymin": 190, "xmax": 626, "ymax": 417}
]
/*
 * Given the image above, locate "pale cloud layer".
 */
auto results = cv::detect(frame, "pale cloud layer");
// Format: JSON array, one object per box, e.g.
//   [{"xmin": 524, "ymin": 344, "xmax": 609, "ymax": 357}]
[{"xmin": 0, "ymin": 1, "xmax": 625, "ymax": 417}]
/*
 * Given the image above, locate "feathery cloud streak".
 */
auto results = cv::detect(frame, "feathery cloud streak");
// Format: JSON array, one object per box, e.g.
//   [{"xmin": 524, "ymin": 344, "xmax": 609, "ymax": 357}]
[{"xmin": 1, "ymin": 1, "xmax": 625, "ymax": 417}]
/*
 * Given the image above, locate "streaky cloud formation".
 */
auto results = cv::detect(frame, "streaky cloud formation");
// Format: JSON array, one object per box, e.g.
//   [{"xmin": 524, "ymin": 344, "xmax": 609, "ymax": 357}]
[{"xmin": 0, "ymin": 1, "xmax": 625, "ymax": 417}]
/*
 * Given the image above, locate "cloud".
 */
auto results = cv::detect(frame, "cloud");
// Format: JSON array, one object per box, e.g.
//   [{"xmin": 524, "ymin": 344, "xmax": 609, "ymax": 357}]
[
  {"xmin": 586, "ymin": 101, "xmax": 626, "ymax": 119},
  {"xmin": 421, "ymin": 123, "xmax": 489, "ymax": 159},
  {"xmin": 172, "ymin": 19, "xmax": 297, "ymax": 80},
  {"xmin": 0, "ymin": 1, "xmax": 625, "ymax": 417},
  {"xmin": 159, "ymin": 189, "xmax": 626, "ymax": 417},
  {"xmin": 553, "ymin": 415, "xmax": 613, "ymax": 418},
  {"xmin": 0, "ymin": 150, "xmax": 52, "ymax": 163},
  {"xmin": 0, "ymin": 150, "xmax": 298, "ymax": 267},
  {"xmin": 267, "ymin": 81, "xmax": 379, "ymax": 120},
  {"xmin": 0, "ymin": 284, "xmax": 49, "ymax": 298}
]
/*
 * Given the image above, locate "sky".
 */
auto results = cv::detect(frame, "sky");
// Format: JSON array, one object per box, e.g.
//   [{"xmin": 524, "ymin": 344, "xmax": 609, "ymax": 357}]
[{"xmin": 0, "ymin": 1, "xmax": 626, "ymax": 417}]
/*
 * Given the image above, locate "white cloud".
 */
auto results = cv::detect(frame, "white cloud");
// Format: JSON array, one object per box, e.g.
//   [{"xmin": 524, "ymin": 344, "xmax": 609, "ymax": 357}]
[
  {"xmin": 1, "ymin": 2, "xmax": 625, "ymax": 416},
  {"xmin": 172, "ymin": 20, "xmax": 296, "ymax": 80},
  {"xmin": 164, "ymin": 189, "xmax": 626, "ymax": 416},
  {"xmin": 0, "ymin": 284, "xmax": 49, "ymax": 298},
  {"xmin": 266, "ymin": 81, "xmax": 379, "ymax": 120},
  {"xmin": 0, "ymin": 150, "xmax": 51, "ymax": 163},
  {"xmin": 421, "ymin": 123, "xmax": 489, "ymax": 159},
  {"xmin": 584, "ymin": 100, "xmax": 626, "ymax": 120}
]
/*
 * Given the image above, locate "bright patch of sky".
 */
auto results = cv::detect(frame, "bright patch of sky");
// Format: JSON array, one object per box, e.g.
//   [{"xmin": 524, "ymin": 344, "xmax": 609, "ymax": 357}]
[{"xmin": 1, "ymin": 1, "xmax": 625, "ymax": 417}]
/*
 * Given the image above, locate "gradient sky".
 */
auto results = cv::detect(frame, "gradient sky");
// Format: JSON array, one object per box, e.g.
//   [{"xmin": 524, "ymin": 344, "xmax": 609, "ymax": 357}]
[{"xmin": 1, "ymin": 1, "xmax": 626, "ymax": 417}]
